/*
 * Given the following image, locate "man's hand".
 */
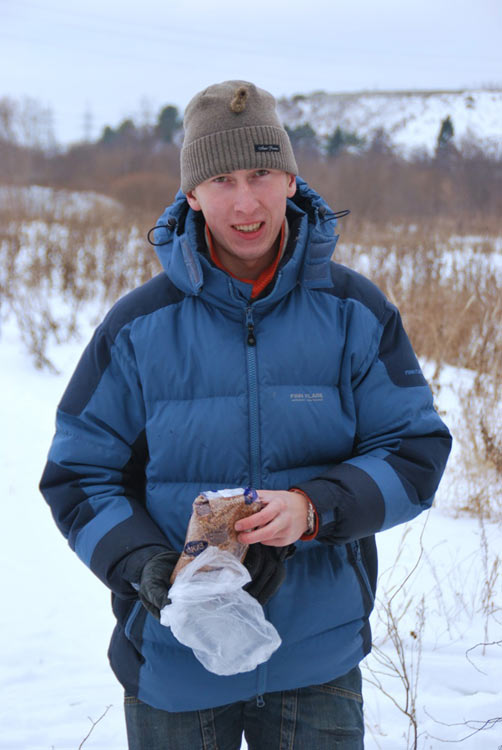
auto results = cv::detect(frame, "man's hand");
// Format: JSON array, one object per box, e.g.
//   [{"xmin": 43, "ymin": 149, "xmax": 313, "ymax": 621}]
[
  {"xmin": 139, "ymin": 549, "xmax": 180, "ymax": 619},
  {"xmin": 235, "ymin": 490, "xmax": 309, "ymax": 546},
  {"xmin": 243, "ymin": 543, "xmax": 296, "ymax": 604}
]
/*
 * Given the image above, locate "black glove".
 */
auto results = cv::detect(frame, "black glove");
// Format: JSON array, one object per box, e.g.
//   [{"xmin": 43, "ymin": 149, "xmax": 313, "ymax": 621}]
[
  {"xmin": 138, "ymin": 549, "xmax": 180, "ymax": 619},
  {"xmin": 243, "ymin": 543, "xmax": 296, "ymax": 605}
]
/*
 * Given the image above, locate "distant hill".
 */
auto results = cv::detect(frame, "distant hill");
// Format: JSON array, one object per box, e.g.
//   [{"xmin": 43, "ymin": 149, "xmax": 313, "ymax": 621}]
[{"xmin": 277, "ymin": 89, "xmax": 502, "ymax": 157}]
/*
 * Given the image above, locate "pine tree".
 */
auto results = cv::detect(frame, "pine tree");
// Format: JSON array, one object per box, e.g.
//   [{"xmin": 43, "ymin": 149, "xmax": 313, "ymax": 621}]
[
  {"xmin": 99, "ymin": 125, "xmax": 117, "ymax": 146},
  {"xmin": 284, "ymin": 122, "xmax": 319, "ymax": 154},
  {"xmin": 326, "ymin": 126, "xmax": 365, "ymax": 157},
  {"xmin": 156, "ymin": 105, "xmax": 182, "ymax": 143},
  {"xmin": 437, "ymin": 116, "xmax": 454, "ymax": 151}
]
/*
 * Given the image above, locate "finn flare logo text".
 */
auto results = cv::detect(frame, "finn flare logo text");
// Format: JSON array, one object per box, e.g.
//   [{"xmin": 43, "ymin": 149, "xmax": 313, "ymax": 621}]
[{"xmin": 290, "ymin": 392, "xmax": 324, "ymax": 403}]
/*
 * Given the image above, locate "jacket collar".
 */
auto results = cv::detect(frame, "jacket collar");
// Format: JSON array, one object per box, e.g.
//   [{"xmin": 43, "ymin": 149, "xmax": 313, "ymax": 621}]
[{"xmin": 153, "ymin": 177, "xmax": 339, "ymax": 312}]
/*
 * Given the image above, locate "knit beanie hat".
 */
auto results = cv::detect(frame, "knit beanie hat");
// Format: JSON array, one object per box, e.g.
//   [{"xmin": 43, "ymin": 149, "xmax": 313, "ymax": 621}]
[{"xmin": 180, "ymin": 80, "xmax": 298, "ymax": 193}]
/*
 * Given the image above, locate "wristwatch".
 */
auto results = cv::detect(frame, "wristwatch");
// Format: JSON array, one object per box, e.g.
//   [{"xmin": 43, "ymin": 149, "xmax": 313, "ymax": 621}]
[{"xmin": 306, "ymin": 500, "xmax": 315, "ymax": 536}]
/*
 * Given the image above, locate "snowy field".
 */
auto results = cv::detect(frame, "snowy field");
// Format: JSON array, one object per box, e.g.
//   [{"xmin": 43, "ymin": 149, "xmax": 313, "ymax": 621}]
[
  {"xmin": 277, "ymin": 89, "xmax": 502, "ymax": 158},
  {"xmin": 1, "ymin": 312, "xmax": 501, "ymax": 749}
]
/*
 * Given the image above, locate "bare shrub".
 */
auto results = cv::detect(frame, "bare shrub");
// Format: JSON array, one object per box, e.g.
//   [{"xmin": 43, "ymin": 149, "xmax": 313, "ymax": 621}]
[
  {"xmin": 78, "ymin": 704, "xmax": 112, "ymax": 749},
  {"xmin": 364, "ymin": 526, "xmax": 427, "ymax": 749},
  {"xmin": 44, "ymin": 140, "xmax": 180, "ymax": 213},
  {"xmin": 302, "ymin": 148, "xmax": 502, "ymax": 226},
  {"xmin": 108, "ymin": 171, "xmax": 179, "ymax": 216},
  {"xmin": 0, "ymin": 96, "xmax": 55, "ymax": 150},
  {"xmin": 365, "ymin": 510, "xmax": 502, "ymax": 747}
]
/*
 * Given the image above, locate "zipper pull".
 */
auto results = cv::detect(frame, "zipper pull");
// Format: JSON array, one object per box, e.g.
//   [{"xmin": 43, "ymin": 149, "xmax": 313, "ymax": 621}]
[
  {"xmin": 247, "ymin": 322, "xmax": 256, "ymax": 346},
  {"xmin": 246, "ymin": 307, "xmax": 256, "ymax": 346},
  {"xmin": 256, "ymin": 694, "xmax": 265, "ymax": 708}
]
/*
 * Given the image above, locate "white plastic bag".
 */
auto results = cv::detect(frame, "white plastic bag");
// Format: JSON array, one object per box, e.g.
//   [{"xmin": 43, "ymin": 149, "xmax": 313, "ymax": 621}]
[{"xmin": 160, "ymin": 546, "xmax": 281, "ymax": 675}]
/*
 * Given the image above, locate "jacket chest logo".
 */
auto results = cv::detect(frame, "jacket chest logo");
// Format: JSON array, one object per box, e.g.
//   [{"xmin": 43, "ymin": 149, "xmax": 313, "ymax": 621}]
[{"xmin": 290, "ymin": 392, "xmax": 324, "ymax": 403}]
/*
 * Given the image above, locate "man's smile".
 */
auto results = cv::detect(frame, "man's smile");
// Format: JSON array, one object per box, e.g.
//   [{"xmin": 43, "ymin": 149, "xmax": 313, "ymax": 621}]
[{"xmin": 232, "ymin": 222, "xmax": 263, "ymax": 233}]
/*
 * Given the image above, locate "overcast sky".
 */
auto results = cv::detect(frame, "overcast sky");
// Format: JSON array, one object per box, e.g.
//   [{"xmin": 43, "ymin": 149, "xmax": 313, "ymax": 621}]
[{"xmin": 1, "ymin": 0, "xmax": 501, "ymax": 144}]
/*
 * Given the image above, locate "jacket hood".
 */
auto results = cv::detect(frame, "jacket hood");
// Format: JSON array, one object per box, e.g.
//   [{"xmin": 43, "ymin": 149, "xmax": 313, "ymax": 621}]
[{"xmin": 151, "ymin": 177, "xmax": 341, "ymax": 309}]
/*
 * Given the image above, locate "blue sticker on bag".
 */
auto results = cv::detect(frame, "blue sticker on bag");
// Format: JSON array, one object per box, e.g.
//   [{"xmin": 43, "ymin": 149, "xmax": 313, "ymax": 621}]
[
  {"xmin": 244, "ymin": 487, "xmax": 258, "ymax": 504},
  {"xmin": 184, "ymin": 540, "xmax": 209, "ymax": 557}
]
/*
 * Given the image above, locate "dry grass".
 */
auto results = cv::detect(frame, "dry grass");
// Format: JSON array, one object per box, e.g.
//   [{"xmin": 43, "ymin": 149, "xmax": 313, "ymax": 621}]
[
  {"xmin": 0, "ymin": 187, "xmax": 159, "ymax": 370},
  {"xmin": 336, "ymin": 221, "xmax": 502, "ymax": 375}
]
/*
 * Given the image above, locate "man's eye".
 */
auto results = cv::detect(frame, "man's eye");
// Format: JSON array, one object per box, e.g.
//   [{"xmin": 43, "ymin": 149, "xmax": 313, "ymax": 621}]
[
  {"xmin": 255, "ymin": 170, "xmax": 270, "ymax": 177},
  {"xmin": 212, "ymin": 176, "xmax": 228, "ymax": 183}
]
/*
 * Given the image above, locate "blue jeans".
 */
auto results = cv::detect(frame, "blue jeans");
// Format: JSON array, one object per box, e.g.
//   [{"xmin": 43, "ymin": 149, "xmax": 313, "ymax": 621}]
[{"xmin": 124, "ymin": 666, "xmax": 364, "ymax": 749}]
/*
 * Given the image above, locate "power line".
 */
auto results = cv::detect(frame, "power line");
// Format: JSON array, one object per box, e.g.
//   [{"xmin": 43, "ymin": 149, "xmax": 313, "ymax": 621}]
[{"xmin": 1, "ymin": 0, "xmax": 269, "ymax": 55}]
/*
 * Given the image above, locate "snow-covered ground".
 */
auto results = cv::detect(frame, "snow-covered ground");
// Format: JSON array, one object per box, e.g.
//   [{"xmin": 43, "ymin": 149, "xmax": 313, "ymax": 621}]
[
  {"xmin": 1, "ymin": 310, "xmax": 501, "ymax": 749},
  {"xmin": 0, "ymin": 185, "xmax": 122, "ymax": 220}
]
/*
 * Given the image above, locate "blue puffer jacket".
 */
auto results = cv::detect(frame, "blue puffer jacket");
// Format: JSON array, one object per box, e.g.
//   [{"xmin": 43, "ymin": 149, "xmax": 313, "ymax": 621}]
[{"xmin": 40, "ymin": 178, "xmax": 451, "ymax": 711}]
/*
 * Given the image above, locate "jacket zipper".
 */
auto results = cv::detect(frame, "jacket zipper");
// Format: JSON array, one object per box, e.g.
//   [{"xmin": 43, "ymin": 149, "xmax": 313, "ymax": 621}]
[
  {"xmin": 245, "ymin": 306, "xmax": 268, "ymax": 699},
  {"xmin": 245, "ymin": 307, "xmax": 261, "ymax": 488}
]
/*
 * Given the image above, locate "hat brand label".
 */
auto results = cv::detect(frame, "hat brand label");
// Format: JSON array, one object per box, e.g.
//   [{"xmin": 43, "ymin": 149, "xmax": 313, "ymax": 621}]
[{"xmin": 255, "ymin": 144, "xmax": 280, "ymax": 152}]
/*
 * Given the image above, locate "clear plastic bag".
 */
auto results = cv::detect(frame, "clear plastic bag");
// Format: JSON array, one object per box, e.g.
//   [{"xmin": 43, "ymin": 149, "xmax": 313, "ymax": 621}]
[{"xmin": 160, "ymin": 546, "xmax": 282, "ymax": 675}]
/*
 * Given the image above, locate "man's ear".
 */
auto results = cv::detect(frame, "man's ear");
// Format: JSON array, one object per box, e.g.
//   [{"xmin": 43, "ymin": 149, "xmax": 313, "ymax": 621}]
[
  {"xmin": 286, "ymin": 173, "xmax": 297, "ymax": 198},
  {"xmin": 186, "ymin": 189, "xmax": 201, "ymax": 211}
]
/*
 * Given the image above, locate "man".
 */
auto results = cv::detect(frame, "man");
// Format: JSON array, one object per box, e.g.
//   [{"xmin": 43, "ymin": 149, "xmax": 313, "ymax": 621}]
[{"xmin": 40, "ymin": 81, "xmax": 451, "ymax": 749}]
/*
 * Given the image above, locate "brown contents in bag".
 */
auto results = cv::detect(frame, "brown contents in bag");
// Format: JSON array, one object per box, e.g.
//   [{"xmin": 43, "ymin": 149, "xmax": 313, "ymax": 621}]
[{"xmin": 170, "ymin": 488, "xmax": 262, "ymax": 583}]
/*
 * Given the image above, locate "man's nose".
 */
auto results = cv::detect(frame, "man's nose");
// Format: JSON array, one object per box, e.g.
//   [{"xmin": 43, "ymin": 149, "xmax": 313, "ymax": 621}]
[{"xmin": 233, "ymin": 183, "xmax": 260, "ymax": 213}]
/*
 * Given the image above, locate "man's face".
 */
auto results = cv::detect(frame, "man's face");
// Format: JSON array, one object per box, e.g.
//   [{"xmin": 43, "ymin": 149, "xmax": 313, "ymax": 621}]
[{"xmin": 186, "ymin": 168, "xmax": 296, "ymax": 280}]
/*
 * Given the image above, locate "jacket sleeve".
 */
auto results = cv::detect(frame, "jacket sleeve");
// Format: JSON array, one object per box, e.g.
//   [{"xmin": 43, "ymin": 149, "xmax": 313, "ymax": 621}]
[
  {"xmin": 294, "ymin": 300, "xmax": 452, "ymax": 544},
  {"xmin": 39, "ymin": 318, "xmax": 172, "ymax": 599}
]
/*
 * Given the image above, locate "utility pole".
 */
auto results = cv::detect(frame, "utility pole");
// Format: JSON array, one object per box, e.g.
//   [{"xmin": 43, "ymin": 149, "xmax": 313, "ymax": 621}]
[{"xmin": 82, "ymin": 102, "xmax": 94, "ymax": 143}]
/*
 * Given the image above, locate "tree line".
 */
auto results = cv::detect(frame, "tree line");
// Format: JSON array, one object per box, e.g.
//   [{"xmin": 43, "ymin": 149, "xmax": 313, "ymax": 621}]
[
  {"xmin": 0, "ymin": 96, "xmax": 500, "ymax": 227},
  {"xmin": 80, "ymin": 106, "xmax": 459, "ymax": 160}
]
